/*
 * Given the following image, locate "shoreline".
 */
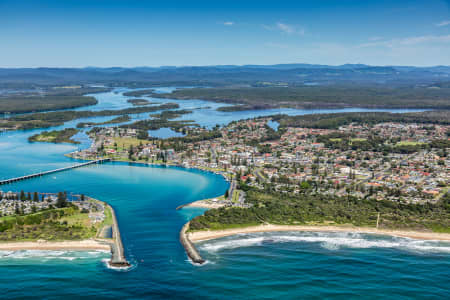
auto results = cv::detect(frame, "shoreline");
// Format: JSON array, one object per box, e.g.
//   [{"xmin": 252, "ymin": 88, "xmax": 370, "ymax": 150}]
[
  {"xmin": 176, "ymin": 199, "xmax": 226, "ymax": 210},
  {"xmin": 0, "ymin": 199, "xmax": 130, "ymax": 268},
  {"xmin": 188, "ymin": 224, "xmax": 450, "ymax": 242},
  {"xmin": 66, "ymin": 154, "xmax": 231, "ymax": 182},
  {"xmin": 0, "ymin": 239, "xmax": 111, "ymax": 251}
]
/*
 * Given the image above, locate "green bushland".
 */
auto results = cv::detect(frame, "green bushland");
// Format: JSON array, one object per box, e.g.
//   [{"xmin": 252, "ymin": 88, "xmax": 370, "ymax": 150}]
[
  {"xmin": 28, "ymin": 128, "xmax": 80, "ymax": 144},
  {"xmin": 190, "ymin": 190, "xmax": 450, "ymax": 232},
  {"xmin": 123, "ymin": 89, "xmax": 155, "ymax": 97},
  {"xmin": 150, "ymin": 109, "xmax": 193, "ymax": 120},
  {"xmin": 0, "ymin": 96, "xmax": 98, "ymax": 114},
  {"xmin": 273, "ymin": 111, "xmax": 450, "ymax": 129},
  {"xmin": 76, "ymin": 115, "xmax": 131, "ymax": 128},
  {"xmin": 127, "ymin": 98, "xmax": 154, "ymax": 106},
  {"xmin": 3, "ymin": 103, "xmax": 179, "ymax": 130},
  {"xmin": 149, "ymin": 86, "xmax": 450, "ymax": 110}
]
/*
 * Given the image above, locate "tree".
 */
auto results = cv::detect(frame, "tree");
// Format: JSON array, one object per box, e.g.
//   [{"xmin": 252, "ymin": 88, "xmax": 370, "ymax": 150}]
[
  {"xmin": 80, "ymin": 194, "xmax": 85, "ymax": 201},
  {"xmin": 27, "ymin": 192, "xmax": 31, "ymax": 201},
  {"xmin": 56, "ymin": 192, "xmax": 67, "ymax": 208},
  {"xmin": 20, "ymin": 190, "xmax": 26, "ymax": 201},
  {"xmin": 225, "ymin": 189, "xmax": 229, "ymax": 198},
  {"xmin": 33, "ymin": 192, "xmax": 39, "ymax": 202}
]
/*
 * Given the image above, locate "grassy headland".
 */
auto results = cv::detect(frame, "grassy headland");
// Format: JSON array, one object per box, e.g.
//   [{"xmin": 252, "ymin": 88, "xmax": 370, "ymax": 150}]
[{"xmin": 0, "ymin": 198, "xmax": 113, "ymax": 242}]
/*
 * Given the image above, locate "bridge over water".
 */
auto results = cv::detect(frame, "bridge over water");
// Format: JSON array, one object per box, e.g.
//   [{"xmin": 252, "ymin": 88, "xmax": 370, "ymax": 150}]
[{"xmin": 0, "ymin": 158, "xmax": 110, "ymax": 185}]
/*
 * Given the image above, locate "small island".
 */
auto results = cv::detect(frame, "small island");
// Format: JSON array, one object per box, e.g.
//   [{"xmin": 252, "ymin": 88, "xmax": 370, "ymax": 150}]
[
  {"xmin": 127, "ymin": 98, "xmax": 155, "ymax": 106},
  {"xmin": 0, "ymin": 190, "xmax": 130, "ymax": 268},
  {"xmin": 28, "ymin": 128, "xmax": 80, "ymax": 144}
]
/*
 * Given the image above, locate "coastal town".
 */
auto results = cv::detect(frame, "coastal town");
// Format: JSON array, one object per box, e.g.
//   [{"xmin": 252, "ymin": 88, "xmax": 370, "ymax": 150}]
[
  {"xmin": 0, "ymin": 191, "xmax": 106, "ymax": 223},
  {"xmin": 69, "ymin": 116, "xmax": 449, "ymax": 207}
]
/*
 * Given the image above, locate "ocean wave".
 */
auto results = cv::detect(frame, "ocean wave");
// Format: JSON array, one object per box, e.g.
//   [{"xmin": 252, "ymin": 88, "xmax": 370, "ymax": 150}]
[
  {"xmin": 198, "ymin": 232, "xmax": 450, "ymax": 254},
  {"xmin": 0, "ymin": 250, "xmax": 108, "ymax": 261},
  {"xmin": 101, "ymin": 258, "xmax": 134, "ymax": 271},
  {"xmin": 186, "ymin": 258, "xmax": 212, "ymax": 266}
]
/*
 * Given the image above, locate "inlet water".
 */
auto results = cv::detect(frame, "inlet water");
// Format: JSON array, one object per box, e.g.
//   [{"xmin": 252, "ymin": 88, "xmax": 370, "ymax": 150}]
[{"xmin": 0, "ymin": 88, "xmax": 447, "ymax": 299}]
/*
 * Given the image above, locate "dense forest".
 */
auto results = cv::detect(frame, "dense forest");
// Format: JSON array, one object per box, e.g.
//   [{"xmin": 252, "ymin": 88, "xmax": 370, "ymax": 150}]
[
  {"xmin": 1, "ymin": 65, "xmax": 450, "ymax": 86},
  {"xmin": 150, "ymin": 86, "xmax": 450, "ymax": 110},
  {"xmin": 273, "ymin": 111, "xmax": 450, "ymax": 129},
  {"xmin": 1, "ymin": 103, "xmax": 179, "ymax": 130},
  {"xmin": 126, "ymin": 98, "xmax": 154, "ymax": 106},
  {"xmin": 76, "ymin": 115, "xmax": 131, "ymax": 128},
  {"xmin": 190, "ymin": 190, "xmax": 450, "ymax": 233},
  {"xmin": 0, "ymin": 96, "xmax": 98, "ymax": 114}
]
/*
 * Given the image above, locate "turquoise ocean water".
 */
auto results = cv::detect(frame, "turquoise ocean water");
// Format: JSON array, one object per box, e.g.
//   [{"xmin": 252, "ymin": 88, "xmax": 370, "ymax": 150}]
[{"xmin": 0, "ymin": 88, "xmax": 448, "ymax": 299}]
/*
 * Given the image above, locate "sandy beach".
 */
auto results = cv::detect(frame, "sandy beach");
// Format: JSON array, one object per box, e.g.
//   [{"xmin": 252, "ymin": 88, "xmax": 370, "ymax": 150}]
[
  {"xmin": 0, "ymin": 239, "xmax": 111, "ymax": 251},
  {"xmin": 188, "ymin": 224, "xmax": 450, "ymax": 242},
  {"xmin": 178, "ymin": 199, "xmax": 225, "ymax": 210}
]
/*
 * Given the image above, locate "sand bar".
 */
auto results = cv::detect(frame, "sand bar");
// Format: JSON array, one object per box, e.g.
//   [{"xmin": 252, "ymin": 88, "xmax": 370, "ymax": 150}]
[
  {"xmin": 178, "ymin": 199, "xmax": 225, "ymax": 210},
  {"xmin": 188, "ymin": 224, "xmax": 450, "ymax": 242},
  {"xmin": 0, "ymin": 239, "xmax": 111, "ymax": 251}
]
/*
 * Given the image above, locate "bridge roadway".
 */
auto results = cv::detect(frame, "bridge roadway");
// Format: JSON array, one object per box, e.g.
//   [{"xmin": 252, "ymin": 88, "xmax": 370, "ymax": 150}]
[{"xmin": 0, "ymin": 158, "xmax": 110, "ymax": 185}]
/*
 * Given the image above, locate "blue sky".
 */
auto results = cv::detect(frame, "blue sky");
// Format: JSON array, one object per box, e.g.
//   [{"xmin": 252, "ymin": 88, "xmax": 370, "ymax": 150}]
[{"xmin": 1, "ymin": 0, "xmax": 449, "ymax": 67}]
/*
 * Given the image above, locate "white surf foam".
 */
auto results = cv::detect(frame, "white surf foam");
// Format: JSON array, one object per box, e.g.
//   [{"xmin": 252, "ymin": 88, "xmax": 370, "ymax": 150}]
[
  {"xmin": 197, "ymin": 232, "xmax": 450, "ymax": 254},
  {"xmin": 0, "ymin": 249, "xmax": 108, "ymax": 261},
  {"xmin": 101, "ymin": 258, "xmax": 134, "ymax": 271}
]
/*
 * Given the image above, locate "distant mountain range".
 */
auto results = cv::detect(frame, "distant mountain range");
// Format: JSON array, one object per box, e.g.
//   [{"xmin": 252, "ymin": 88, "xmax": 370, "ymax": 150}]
[{"xmin": 1, "ymin": 64, "xmax": 449, "ymax": 87}]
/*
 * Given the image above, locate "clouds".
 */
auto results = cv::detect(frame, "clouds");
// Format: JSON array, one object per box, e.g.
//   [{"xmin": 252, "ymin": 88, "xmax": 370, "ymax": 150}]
[
  {"xmin": 359, "ymin": 34, "xmax": 450, "ymax": 48},
  {"xmin": 435, "ymin": 20, "xmax": 450, "ymax": 27},
  {"xmin": 222, "ymin": 21, "xmax": 234, "ymax": 26},
  {"xmin": 263, "ymin": 22, "xmax": 305, "ymax": 36}
]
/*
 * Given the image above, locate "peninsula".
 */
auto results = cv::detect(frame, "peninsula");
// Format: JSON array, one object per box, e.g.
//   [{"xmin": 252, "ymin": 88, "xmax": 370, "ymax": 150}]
[{"xmin": 0, "ymin": 190, "xmax": 130, "ymax": 268}]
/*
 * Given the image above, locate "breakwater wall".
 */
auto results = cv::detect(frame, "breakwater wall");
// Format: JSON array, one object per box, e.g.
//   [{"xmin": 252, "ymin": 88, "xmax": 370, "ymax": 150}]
[
  {"xmin": 108, "ymin": 204, "xmax": 130, "ymax": 268},
  {"xmin": 180, "ymin": 222, "xmax": 205, "ymax": 264}
]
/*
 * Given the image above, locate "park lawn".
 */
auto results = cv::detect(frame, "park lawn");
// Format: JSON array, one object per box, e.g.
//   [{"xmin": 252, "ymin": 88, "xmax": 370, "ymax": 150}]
[
  {"xmin": 103, "ymin": 204, "xmax": 113, "ymax": 226},
  {"xmin": 111, "ymin": 137, "xmax": 150, "ymax": 151},
  {"xmin": 232, "ymin": 190, "xmax": 240, "ymax": 203},
  {"xmin": 59, "ymin": 211, "xmax": 91, "ymax": 227},
  {"xmin": 395, "ymin": 141, "xmax": 427, "ymax": 146},
  {"xmin": 198, "ymin": 166, "xmax": 226, "ymax": 172}
]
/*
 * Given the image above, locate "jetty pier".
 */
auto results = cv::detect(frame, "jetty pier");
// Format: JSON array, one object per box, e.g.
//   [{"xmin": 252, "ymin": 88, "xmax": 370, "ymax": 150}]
[{"xmin": 0, "ymin": 158, "xmax": 110, "ymax": 185}]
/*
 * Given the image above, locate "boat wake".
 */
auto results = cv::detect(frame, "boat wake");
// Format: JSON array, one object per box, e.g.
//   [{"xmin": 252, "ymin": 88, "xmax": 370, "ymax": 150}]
[{"xmin": 197, "ymin": 231, "xmax": 450, "ymax": 254}]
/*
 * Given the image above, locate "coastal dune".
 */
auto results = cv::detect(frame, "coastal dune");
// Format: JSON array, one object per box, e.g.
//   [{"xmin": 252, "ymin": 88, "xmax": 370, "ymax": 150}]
[{"xmin": 188, "ymin": 224, "xmax": 450, "ymax": 242}]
